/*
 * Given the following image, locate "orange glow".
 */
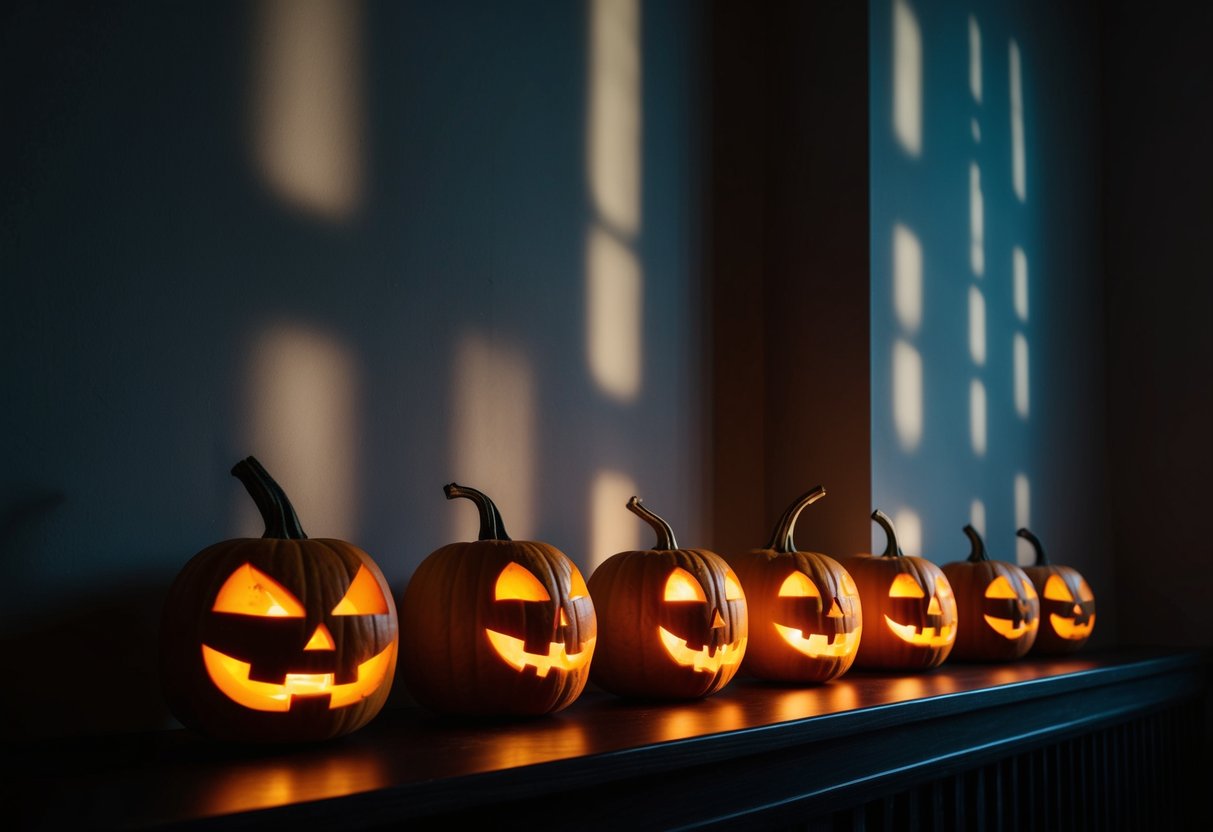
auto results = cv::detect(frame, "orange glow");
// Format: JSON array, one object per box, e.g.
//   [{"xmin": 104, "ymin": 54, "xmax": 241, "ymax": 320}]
[
  {"xmin": 331, "ymin": 566, "xmax": 390, "ymax": 615},
  {"xmin": 664, "ymin": 568, "xmax": 707, "ymax": 602},
  {"xmin": 484, "ymin": 632, "xmax": 596, "ymax": 678},
  {"xmin": 494, "ymin": 562, "xmax": 551, "ymax": 602},
  {"xmin": 889, "ymin": 573, "xmax": 925, "ymax": 598},
  {"xmin": 984, "ymin": 576, "xmax": 1018, "ymax": 599},
  {"xmin": 212, "ymin": 564, "xmax": 305, "ymax": 617},
  {"xmin": 304, "ymin": 624, "xmax": 336, "ymax": 651},
  {"xmin": 1043, "ymin": 575, "xmax": 1072, "ymax": 601},
  {"xmin": 724, "ymin": 571, "xmax": 744, "ymax": 601},
  {"xmin": 983, "ymin": 614, "xmax": 1037, "ymax": 640},
  {"xmin": 778, "ymin": 572, "xmax": 820, "ymax": 599},
  {"xmin": 1050, "ymin": 613, "xmax": 1095, "ymax": 641},
  {"xmin": 1022, "ymin": 578, "xmax": 1038, "ymax": 599},
  {"xmin": 657, "ymin": 628, "xmax": 746, "ymax": 673},
  {"xmin": 884, "ymin": 618, "xmax": 955, "ymax": 647},
  {"xmin": 202, "ymin": 642, "xmax": 396, "ymax": 712},
  {"xmin": 773, "ymin": 624, "xmax": 861, "ymax": 659}
]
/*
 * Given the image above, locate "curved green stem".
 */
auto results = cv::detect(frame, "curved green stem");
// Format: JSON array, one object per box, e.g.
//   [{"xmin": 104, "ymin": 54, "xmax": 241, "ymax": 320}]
[
  {"xmin": 871, "ymin": 509, "xmax": 903, "ymax": 558},
  {"xmin": 627, "ymin": 496, "xmax": 678, "ymax": 550},
  {"xmin": 445, "ymin": 483, "xmax": 511, "ymax": 541},
  {"xmin": 231, "ymin": 456, "xmax": 307, "ymax": 540},
  {"xmin": 963, "ymin": 524, "xmax": 988, "ymax": 562},
  {"xmin": 1017, "ymin": 527, "xmax": 1049, "ymax": 565},
  {"xmin": 765, "ymin": 485, "xmax": 827, "ymax": 553}
]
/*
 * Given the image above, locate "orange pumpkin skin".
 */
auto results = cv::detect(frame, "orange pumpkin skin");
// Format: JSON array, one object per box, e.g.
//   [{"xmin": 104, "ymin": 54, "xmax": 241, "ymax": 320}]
[
  {"xmin": 588, "ymin": 498, "xmax": 748, "ymax": 700},
  {"xmin": 844, "ymin": 511, "xmax": 957, "ymax": 671},
  {"xmin": 728, "ymin": 486, "xmax": 862, "ymax": 684},
  {"xmin": 1018, "ymin": 528, "xmax": 1096, "ymax": 655},
  {"xmin": 159, "ymin": 458, "xmax": 398, "ymax": 744},
  {"xmin": 399, "ymin": 484, "xmax": 596, "ymax": 717},
  {"xmin": 941, "ymin": 526, "xmax": 1039, "ymax": 662}
]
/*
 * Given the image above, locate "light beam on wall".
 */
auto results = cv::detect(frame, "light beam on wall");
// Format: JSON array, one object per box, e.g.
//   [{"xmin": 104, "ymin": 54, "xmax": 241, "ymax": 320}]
[
  {"xmin": 893, "ymin": 339, "xmax": 924, "ymax": 451},
  {"xmin": 589, "ymin": 470, "xmax": 640, "ymax": 571},
  {"xmin": 1010, "ymin": 39, "xmax": 1026, "ymax": 202},
  {"xmin": 893, "ymin": 222, "xmax": 923, "ymax": 333},
  {"xmin": 893, "ymin": 0, "xmax": 922, "ymax": 158},
  {"xmin": 892, "ymin": 508, "xmax": 922, "ymax": 557},
  {"xmin": 969, "ymin": 16, "xmax": 982, "ymax": 104},
  {"xmin": 969, "ymin": 162, "xmax": 985, "ymax": 277},
  {"xmin": 453, "ymin": 333, "xmax": 536, "ymax": 540},
  {"xmin": 1013, "ymin": 246, "xmax": 1029, "ymax": 322},
  {"xmin": 969, "ymin": 286, "xmax": 986, "ymax": 365},
  {"xmin": 970, "ymin": 499, "xmax": 986, "ymax": 538},
  {"xmin": 1013, "ymin": 332, "xmax": 1029, "ymax": 418},
  {"xmin": 247, "ymin": 324, "xmax": 360, "ymax": 537},
  {"xmin": 970, "ymin": 378, "xmax": 987, "ymax": 457},
  {"xmin": 587, "ymin": 226, "xmax": 642, "ymax": 401},
  {"xmin": 1014, "ymin": 473, "xmax": 1031, "ymax": 565},
  {"xmin": 252, "ymin": 0, "xmax": 364, "ymax": 221}
]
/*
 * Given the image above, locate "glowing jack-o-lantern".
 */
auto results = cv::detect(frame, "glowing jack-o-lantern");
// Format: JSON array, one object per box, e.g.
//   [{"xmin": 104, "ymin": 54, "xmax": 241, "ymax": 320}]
[
  {"xmin": 588, "ymin": 496, "xmax": 748, "ymax": 700},
  {"xmin": 727, "ymin": 485, "xmax": 862, "ymax": 683},
  {"xmin": 159, "ymin": 457, "xmax": 399, "ymax": 743},
  {"xmin": 399, "ymin": 483, "xmax": 597, "ymax": 716},
  {"xmin": 844, "ymin": 511, "xmax": 957, "ymax": 671},
  {"xmin": 1018, "ymin": 528, "xmax": 1096, "ymax": 654},
  {"xmin": 942, "ymin": 525, "xmax": 1039, "ymax": 662}
]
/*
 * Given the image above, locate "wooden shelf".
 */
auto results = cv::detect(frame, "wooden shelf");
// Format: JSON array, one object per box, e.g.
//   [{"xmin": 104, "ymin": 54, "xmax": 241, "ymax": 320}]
[{"xmin": 8, "ymin": 647, "xmax": 1209, "ymax": 830}]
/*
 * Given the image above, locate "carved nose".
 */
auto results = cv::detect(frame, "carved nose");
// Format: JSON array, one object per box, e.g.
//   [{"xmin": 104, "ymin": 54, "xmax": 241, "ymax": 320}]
[
  {"xmin": 827, "ymin": 599, "xmax": 844, "ymax": 618},
  {"xmin": 711, "ymin": 610, "xmax": 725, "ymax": 628},
  {"xmin": 927, "ymin": 596, "xmax": 942, "ymax": 616},
  {"xmin": 560, "ymin": 608, "xmax": 569, "ymax": 626},
  {"xmin": 304, "ymin": 624, "xmax": 335, "ymax": 651},
  {"xmin": 1073, "ymin": 604, "xmax": 1082, "ymax": 616}
]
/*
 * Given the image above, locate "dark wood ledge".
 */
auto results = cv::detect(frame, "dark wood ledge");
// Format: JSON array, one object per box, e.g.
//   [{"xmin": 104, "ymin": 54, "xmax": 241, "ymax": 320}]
[{"xmin": 7, "ymin": 646, "xmax": 1210, "ymax": 830}]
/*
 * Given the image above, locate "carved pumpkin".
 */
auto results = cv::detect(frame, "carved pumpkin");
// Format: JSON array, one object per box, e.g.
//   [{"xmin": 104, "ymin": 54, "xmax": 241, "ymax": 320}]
[
  {"xmin": 159, "ymin": 456, "xmax": 398, "ymax": 743},
  {"xmin": 399, "ymin": 483, "xmax": 597, "ymax": 716},
  {"xmin": 588, "ymin": 497, "xmax": 748, "ymax": 699},
  {"xmin": 727, "ymin": 486, "xmax": 862, "ymax": 683},
  {"xmin": 1018, "ymin": 528, "xmax": 1096, "ymax": 654},
  {"xmin": 942, "ymin": 525, "xmax": 1039, "ymax": 662},
  {"xmin": 844, "ymin": 511, "xmax": 957, "ymax": 671}
]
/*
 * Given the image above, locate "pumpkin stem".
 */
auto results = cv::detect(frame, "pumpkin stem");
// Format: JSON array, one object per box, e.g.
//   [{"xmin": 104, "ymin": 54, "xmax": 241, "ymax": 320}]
[
  {"xmin": 871, "ymin": 510, "xmax": 903, "ymax": 558},
  {"xmin": 231, "ymin": 456, "xmax": 308, "ymax": 540},
  {"xmin": 766, "ymin": 485, "xmax": 827, "ymax": 553},
  {"xmin": 444, "ymin": 483, "xmax": 511, "ymax": 541},
  {"xmin": 627, "ymin": 496, "xmax": 678, "ymax": 550},
  {"xmin": 1017, "ymin": 527, "xmax": 1049, "ymax": 565},
  {"xmin": 964, "ymin": 524, "xmax": 989, "ymax": 562}
]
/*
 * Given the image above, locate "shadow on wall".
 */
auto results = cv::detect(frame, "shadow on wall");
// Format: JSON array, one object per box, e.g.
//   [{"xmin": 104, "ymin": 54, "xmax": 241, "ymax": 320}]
[{"xmin": 0, "ymin": 0, "xmax": 703, "ymax": 738}]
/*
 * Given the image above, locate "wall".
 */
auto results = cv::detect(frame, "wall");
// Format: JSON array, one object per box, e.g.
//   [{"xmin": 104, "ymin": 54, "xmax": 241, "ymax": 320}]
[
  {"xmin": 0, "ymin": 0, "xmax": 705, "ymax": 739},
  {"xmin": 868, "ymin": 0, "xmax": 1116, "ymax": 645}
]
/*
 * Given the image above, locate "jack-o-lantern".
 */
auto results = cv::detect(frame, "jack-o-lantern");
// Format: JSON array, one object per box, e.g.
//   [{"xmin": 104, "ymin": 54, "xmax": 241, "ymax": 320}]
[
  {"xmin": 1018, "ymin": 528, "xmax": 1095, "ymax": 654},
  {"xmin": 844, "ymin": 511, "xmax": 957, "ymax": 671},
  {"xmin": 588, "ymin": 497, "xmax": 748, "ymax": 699},
  {"xmin": 942, "ymin": 525, "xmax": 1039, "ymax": 662},
  {"xmin": 727, "ymin": 485, "xmax": 862, "ymax": 683},
  {"xmin": 399, "ymin": 483, "xmax": 597, "ymax": 716},
  {"xmin": 159, "ymin": 457, "xmax": 399, "ymax": 743}
]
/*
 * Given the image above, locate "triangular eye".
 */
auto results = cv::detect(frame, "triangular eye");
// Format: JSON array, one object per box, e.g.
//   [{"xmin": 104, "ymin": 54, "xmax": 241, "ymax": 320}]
[
  {"xmin": 890, "ymin": 573, "xmax": 925, "ymax": 598},
  {"xmin": 985, "ymin": 576, "xmax": 1017, "ymax": 599},
  {"xmin": 724, "ymin": 570, "xmax": 745, "ymax": 601},
  {"xmin": 1021, "ymin": 578, "xmax": 1038, "ymax": 599},
  {"xmin": 934, "ymin": 575, "xmax": 954, "ymax": 602},
  {"xmin": 331, "ymin": 566, "xmax": 389, "ymax": 615},
  {"xmin": 569, "ymin": 566, "xmax": 590, "ymax": 600},
  {"xmin": 212, "ymin": 563, "xmax": 305, "ymax": 617},
  {"xmin": 778, "ymin": 572, "xmax": 821, "ymax": 598},
  {"xmin": 1044, "ymin": 575, "xmax": 1073, "ymax": 602},
  {"xmin": 664, "ymin": 567, "xmax": 706, "ymax": 602},
  {"xmin": 495, "ymin": 562, "xmax": 550, "ymax": 601}
]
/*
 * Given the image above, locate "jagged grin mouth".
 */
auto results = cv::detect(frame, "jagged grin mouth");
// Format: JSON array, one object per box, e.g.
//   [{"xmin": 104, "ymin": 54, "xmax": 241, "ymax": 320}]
[
  {"xmin": 485, "ymin": 631, "xmax": 596, "ymax": 677},
  {"xmin": 883, "ymin": 617, "xmax": 956, "ymax": 647},
  {"xmin": 658, "ymin": 627, "xmax": 746, "ymax": 672},
  {"xmin": 773, "ymin": 624, "xmax": 862, "ymax": 658}
]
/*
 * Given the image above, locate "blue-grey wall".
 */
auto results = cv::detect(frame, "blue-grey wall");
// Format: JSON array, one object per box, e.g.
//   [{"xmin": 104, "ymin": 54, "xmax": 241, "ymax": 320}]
[
  {"xmin": 868, "ymin": 0, "xmax": 1115, "ymax": 634},
  {"xmin": 1, "ymin": 0, "xmax": 705, "ymax": 738}
]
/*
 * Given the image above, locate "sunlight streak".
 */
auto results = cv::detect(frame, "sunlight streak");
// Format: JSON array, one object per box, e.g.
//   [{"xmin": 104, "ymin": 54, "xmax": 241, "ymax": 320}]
[
  {"xmin": 970, "ymin": 378, "xmax": 987, "ymax": 457},
  {"xmin": 969, "ymin": 16, "xmax": 982, "ymax": 104},
  {"xmin": 246, "ymin": 324, "xmax": 359, "ymax": 537},
  {"xmin": 1010, "ymin": 39, "xmax": 1026, "ymax": 202},
  {"xmin": 970, "ymin": 162, "xmax": 985, "ymax": 277},
  {"xmin": 1014, "ymin": 332, "xmax": 1029, "ymax": 418},
  {"xmin": 1015, "ymin": 474, "xmax": 1032, "ymax": 565},
  {"xmin": 893, "ymin": 339, "xmax": 924, "ymax": 452},
  {"xmin": 892, "ymin": 509, "xmax": 922, "ymax": 558},
  {"xmin": 969, "ymin": 286, "xmax": 986, "ymax": 366},
  {"xmin": 1014, "ymin": 246, "xmax": 1029, "ymax": 322},
  {"xmin": 587, "ymin": 226, "xmax": 643, "ymax": 402},
  {"xmin": 893, "ymin": 0, "xmax": 922, "ymax": 158},
  {"xmin": 970, "ymin": 499, "xmax": 986, "ymax": 539},
  {"xmin": 252, "ymin": 0, "xmax": 364, "ymax": 221},
  {"xmin": 893, "ymin": 223, "xmax": 923, "ymax": 333},
  {"xmin": 589, "ymin": 470, "xmax": 641, "ymax": 572},
  {"xmin": 453, "ymin": 333, "xmax": 536, "ymax": 540},
  {"xmin": 588, "ymin": 0, "xmax": 642, "ymax": 237}
]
